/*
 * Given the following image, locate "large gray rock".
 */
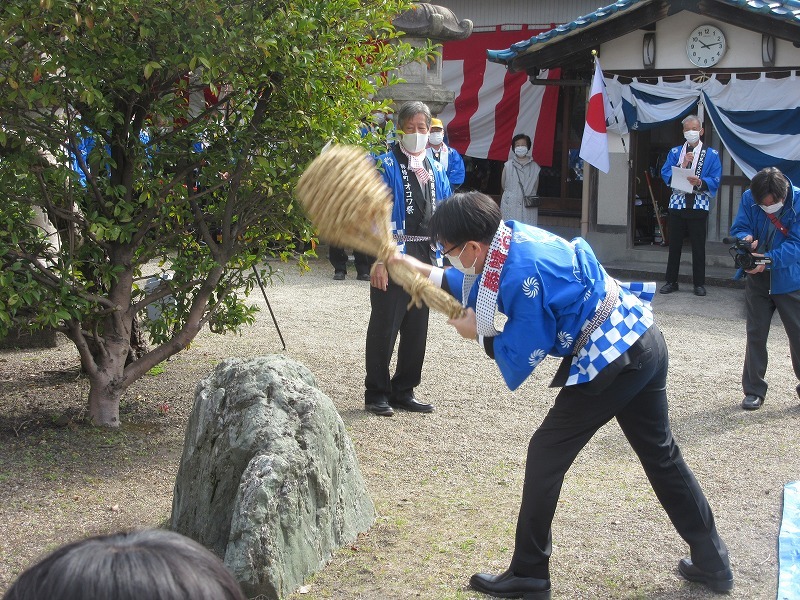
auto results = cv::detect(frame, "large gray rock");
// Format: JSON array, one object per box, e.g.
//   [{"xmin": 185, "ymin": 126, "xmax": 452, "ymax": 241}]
[{"xmin": 171, "ymin": 354, "xmax": 375, "ymax": 599}]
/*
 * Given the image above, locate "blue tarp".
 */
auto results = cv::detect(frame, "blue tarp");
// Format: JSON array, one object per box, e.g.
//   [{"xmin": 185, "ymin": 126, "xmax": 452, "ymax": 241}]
[{"xmin": 779, "ymin": 481, "xmax": 800, "ymax": 599}]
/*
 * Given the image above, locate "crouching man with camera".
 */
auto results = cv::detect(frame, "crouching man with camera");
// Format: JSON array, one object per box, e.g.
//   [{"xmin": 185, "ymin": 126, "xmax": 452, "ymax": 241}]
[{"xmin": 729, "ymin": 167, "xmax": 800, "ymax": 410}]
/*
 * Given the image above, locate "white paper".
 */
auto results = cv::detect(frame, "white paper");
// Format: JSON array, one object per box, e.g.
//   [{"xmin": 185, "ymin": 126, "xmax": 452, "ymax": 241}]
[{"xmin": 671, "ymin": 167, "xmax": 695, "ymax": 194}]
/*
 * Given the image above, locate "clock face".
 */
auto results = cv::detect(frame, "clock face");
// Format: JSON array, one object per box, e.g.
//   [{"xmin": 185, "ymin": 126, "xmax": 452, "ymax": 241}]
[{"xmin": 686, "ymin": 25, "xmax": 726, "ymax": 67}]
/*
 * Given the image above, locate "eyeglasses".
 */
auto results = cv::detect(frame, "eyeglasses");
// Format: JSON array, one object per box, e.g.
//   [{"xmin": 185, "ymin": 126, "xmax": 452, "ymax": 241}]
[{"xmin": 430, "ymin": 242, "xmax": 461, "ymax": 256}]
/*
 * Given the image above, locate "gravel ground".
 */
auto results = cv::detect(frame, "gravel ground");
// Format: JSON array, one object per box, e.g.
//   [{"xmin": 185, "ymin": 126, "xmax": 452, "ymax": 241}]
[{"xmin": 0, "ymin": 251, "xmax": 798, "ymax": 599}]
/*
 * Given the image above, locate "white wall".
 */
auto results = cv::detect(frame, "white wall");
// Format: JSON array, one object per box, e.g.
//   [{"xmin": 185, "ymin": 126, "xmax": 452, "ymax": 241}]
[{"xmin": 600, "ymin": 12, "xmax": 800, "ymax": 71}]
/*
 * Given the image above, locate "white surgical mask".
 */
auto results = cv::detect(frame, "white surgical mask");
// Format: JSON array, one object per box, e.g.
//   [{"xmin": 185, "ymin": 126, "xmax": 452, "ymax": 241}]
[
  {"xmin": 373, "ymin": 113, "xmax": 386, "ymax": 126},
  {"xmin": 684, "ymin": 130, "xmax": 701, "ymax": 144},
  {"xmin": 514, "ymin": 146, "xmax": 528, "ymax": 157},
  {"xmin": 761, "ymin": 201, "xmax": 784, "ymax": 215},
  {"xmin": 428, "ymin": 132, "xmax": 444, "ymax": 146},
  {"xmin": 447, "ymin": 244, "xmax": 478, "ymax": 275},
  {"xmin": 401, "ymin": 132, "xmax": 428, "ymax": 154}
]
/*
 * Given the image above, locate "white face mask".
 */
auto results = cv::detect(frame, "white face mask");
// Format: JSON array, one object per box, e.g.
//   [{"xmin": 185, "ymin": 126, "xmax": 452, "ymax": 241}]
[
  {"xmin": 401, "ymin": 132, "xmax": 428, "ymax": 154},
  {"xmin": 447, "ymin": 244, "xmax": 478, "ymax": 275},
  {"xmin": 761, "ymin": 201, "xmax": 784, "ymax": 215},
  {"xmin": 428, "ymin": 132, "xmax": 444, "ymax": 146},
  {"xmin": 514, "ymin": 146, "xmax": 528, "ymax": 157},
  {"xmin": 373, "ymin": 113, "xmax": 386, "ymax": 126},
  {"xmin": 684, "ymin": 130, "xmax": 701, "ymax": 144}
]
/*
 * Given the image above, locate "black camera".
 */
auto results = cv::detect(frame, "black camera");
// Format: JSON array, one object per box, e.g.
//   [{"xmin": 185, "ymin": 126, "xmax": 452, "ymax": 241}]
[{"xmin": 722, "ymin": 237, "xmax": 772, "ymax": 271}]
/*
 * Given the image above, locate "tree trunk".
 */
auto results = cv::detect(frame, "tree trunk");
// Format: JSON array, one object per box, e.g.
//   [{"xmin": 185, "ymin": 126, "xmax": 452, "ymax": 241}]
[
  {"xmin": 127, "ymin": 315, "xmax": 149, "ymax": 365},
  {"xmin": 84, "ymin": 335, "xmax": 131, "ymax": 428},
  {"xmin": 87, "ymin": 379, "xmax": 123, "ymax": 427}
]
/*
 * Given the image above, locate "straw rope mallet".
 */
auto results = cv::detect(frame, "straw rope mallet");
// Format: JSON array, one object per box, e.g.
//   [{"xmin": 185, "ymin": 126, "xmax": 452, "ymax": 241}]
[{"xmin": 295, "ymin": 144, "xmax": 465, "ymax": 319}]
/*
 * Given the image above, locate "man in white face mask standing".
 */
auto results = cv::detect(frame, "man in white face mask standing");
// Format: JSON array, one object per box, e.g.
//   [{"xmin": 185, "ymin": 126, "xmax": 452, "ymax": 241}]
[
  {"xmin": 364, "ymin": 101, "xmax": 452, "ymax": 416},
  {"xmin": 729, "ymin": 166, "xmax": 800, "ymax": 411},
  {"xmin": 426, "ymin": 118, "xmax": 465, "ymax": 191},
  {"xmin": 659, "ymin": 115, "xmax": 722, "ymax": 297}
]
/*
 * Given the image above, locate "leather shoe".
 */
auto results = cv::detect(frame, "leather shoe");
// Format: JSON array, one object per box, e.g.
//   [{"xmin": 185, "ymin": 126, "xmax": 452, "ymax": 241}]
[
  {"xmin": 333, "ymin": 271, "xmax": 346, "ymax": 281},
  {"xmin": 389, "ymin": 396, "xmax": 434, "ymax": 413},
  {"xmin": 660, "ymin": 282, "xmax": 679, "ymax": 294},
  {"xmin": 364, "ymin": 399, "xmax": 394, "ymax": 417},
  {"xmin": 470, "ymin": 569, "xmax": 551, "ymax": 599},
  {"xmin": 694, "ymin": 285, "xmax": 707, "ymax": 296},
  {"xmin": 357, "ymin": 273, "xmax": 371, "ymax": 281},
  {"xmin": 741, "ymin": 394, "xmax": 764, "ymax": 410},
  {"xmin": 678, "ymin": 558, "xmax": 734, "ymax": 593}
]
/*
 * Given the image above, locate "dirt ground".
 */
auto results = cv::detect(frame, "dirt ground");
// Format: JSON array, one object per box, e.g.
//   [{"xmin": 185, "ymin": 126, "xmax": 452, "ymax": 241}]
[{"xmin": 0, "ymin": 254, "xmax": 798, "ymax": 599}]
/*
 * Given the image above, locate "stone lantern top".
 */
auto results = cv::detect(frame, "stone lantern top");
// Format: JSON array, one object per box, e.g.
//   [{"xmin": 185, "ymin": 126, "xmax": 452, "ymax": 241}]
[{"xmin": 393, "ymin": 2, "xmax": 473, "ymax": 42}]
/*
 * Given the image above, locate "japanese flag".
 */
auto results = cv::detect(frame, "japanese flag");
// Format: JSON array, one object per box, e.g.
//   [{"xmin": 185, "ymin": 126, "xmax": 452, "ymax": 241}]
[{"xmin": 579, "ymin": 58, "xmax": 611, "ymax": 174}]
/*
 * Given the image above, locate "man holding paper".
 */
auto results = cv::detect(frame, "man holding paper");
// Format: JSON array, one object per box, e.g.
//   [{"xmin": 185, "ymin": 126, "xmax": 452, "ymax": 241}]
[{"xmin": 659, "ymin": 115, "xmax": 721, "ymax": 297}]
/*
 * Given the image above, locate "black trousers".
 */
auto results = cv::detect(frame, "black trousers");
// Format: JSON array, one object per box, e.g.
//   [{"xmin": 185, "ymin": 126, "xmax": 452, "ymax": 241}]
[
  {"xmin": 329, "ymin": 245, "xmax": 372, "ymax": 276},
  {"xmin": 364, "ymin": 279, "xmax": 429, "ymax": 404},
  {"xmin": 509, "ymin": 325, "xmax": 729, "ymax": 579},
  {"xmin": 665, "ymin": 209, "xmax": 708, "ymax": 287},
  {"xmin": 743, "ymin": 272, "xmax": 800, "ymax": 399}
]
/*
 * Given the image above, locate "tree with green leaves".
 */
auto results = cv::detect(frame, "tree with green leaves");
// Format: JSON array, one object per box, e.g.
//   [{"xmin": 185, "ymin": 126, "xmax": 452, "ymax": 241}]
[{"xmin": 0, "ymin": 0, "xmax": 426, "ymax": 426}]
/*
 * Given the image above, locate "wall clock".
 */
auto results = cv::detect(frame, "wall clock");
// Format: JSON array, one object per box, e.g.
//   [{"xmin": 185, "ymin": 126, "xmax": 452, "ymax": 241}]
[{"xmin": 686, "ymin": 24, "xmax": 726, "ymax": 67}]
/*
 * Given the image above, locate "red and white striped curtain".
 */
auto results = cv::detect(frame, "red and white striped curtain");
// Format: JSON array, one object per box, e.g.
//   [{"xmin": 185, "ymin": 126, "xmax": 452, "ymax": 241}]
[{"xmin": 440, "ymin": 27, "xmax": 561, "ymax": 166}]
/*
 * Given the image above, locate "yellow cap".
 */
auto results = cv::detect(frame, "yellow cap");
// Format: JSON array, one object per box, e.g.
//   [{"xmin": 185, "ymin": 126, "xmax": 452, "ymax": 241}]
[{"xmin": 430, "ymin": 118, "xmax": 444, "ymax": 129}]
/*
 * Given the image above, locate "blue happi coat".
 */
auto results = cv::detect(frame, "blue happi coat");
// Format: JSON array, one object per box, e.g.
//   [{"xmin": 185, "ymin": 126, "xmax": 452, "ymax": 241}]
[
  {"xmin": 376, "ymin": 148, "xmax": 451, "ymax": 261},
  {"xmin": 661, "ymin": 143, "xmax": 721, "ymax": 211},
  {"xmin": 444, "ymin": 222, "xmax": 655, "ymax": 390}
]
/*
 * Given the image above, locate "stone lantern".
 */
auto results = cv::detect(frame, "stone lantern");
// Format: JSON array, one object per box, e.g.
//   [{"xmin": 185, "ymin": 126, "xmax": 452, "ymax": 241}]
[{"xmin": 377, "ymin": 3, "xmax": 472, "ymax": 115}]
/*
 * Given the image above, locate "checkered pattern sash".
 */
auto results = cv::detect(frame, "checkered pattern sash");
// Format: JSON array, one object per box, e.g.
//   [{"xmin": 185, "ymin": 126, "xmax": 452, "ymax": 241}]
[{"xmin": 572, "ymin": 277, "xmax": 620, "ymax": 356}]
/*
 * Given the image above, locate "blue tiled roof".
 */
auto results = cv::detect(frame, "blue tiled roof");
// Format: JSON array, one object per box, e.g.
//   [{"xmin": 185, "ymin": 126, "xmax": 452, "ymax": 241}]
[{"xmin": 487, "ymin": 0, "xmax": 800, "ymax": 65}]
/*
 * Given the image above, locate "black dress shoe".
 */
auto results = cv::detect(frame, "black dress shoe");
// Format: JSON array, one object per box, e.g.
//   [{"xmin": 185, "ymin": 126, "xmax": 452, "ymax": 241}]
[
  {"xmin": 660, "ymin": 282, "xmax": 679, "ymax": 294},
  {"xmin": 389, "ymin": 396, "xmax": 434, "ymax": 413},
  {"xmin": 333, "ymin": 271, "xmax": 346, "ymax": 281},
  {"xmin": 741, "ymin": 394, "xmax": 764, "ymax": 410},
  {"xmin": 356, "ymin": 273, "xmax": 371, "ymax": 281},
  {"xmin": 694, "ymin": 285, "xmax": 707, "ymax": 296},
  {"xmin": 470, "ymin": 570, "xmax": 551, "ymax": 599},
  {"xmin": 364, "ymin": 399, "xmax": 394, "ymax": 417},
  {"xmin": 678, "ymin": 558, "xmax": 734, "ymax": 593}
]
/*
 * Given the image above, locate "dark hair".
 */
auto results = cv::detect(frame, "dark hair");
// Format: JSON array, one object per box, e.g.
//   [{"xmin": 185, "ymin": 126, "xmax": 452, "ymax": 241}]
[
  {"xmin": 429, "ymin": 191, "xmax": 501, "ymax": 247},
  {"xmin": 2, "ymin": 529, "xmax": 246, "ymax": 600},
  {"xmin": 511, "ymin": 133, "xmax": 531, "ymax": 150},
  {"xmin": 750, "ymin": 167, "xmax": 789, "ymax": 205}
]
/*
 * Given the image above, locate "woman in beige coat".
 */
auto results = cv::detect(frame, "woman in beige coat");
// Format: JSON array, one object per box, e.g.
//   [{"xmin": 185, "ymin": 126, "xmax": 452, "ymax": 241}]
[{"xmin": 501, "ymin": 133, "xmax": 541, "ymax": 225}]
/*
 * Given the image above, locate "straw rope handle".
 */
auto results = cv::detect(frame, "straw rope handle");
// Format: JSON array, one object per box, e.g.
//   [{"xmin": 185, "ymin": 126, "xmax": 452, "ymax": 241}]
[{"xmin": 385, "ymin": 261, "xmax": 466, "ymax": 320}]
